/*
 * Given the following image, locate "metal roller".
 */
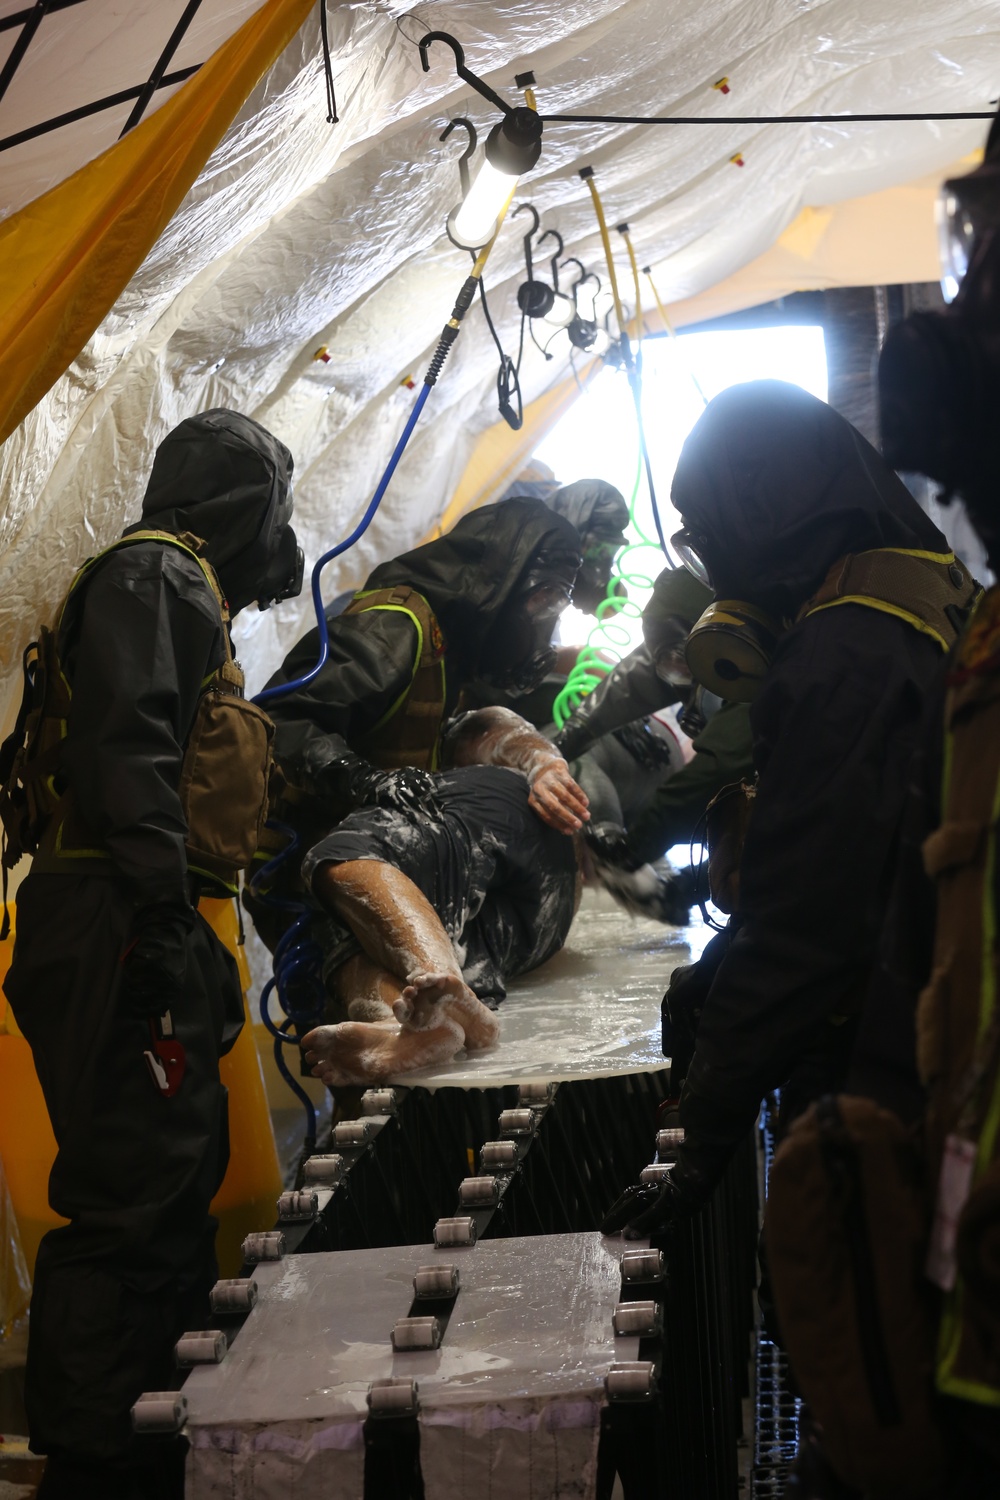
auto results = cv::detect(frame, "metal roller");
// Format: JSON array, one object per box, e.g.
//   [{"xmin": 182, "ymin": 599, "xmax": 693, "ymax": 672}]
[
  {"xmin": 433, "ymin": 1216, "xmax": 477, "ymax": 1248},
  {"xmin": 498, "ymin": 1107, "xmax": 536, "ymax": 1136},
  {"xmin": 639, "ymin": 1163, "xmax": 673, "ymax": 1186},
  {"xmin": 131, "ymin": 1392, "xmax": 188, "ymax": 1434},
  {"xmin": 332, "ymin": 1119, "xmax": 373, "ymax": 1149},
  {"xmin": 277, "ymin": 1188, "xmax": 319, "ymax": 1222},
  {"xmin": 612, "ymin": 1300, "xmax": 663, "ymax": 1339},
  {"xmin": 242, "ymin": 1230, "xmax": 286, "ymax": 1262},
  {"xmin": 361, "ymin": 1088, "xmax": 399, "ymax": 1116},
  {"xmin": 620, "ymin": 1247, "xmax": 666, "ymax": 1284},
  {"xmin": 210, "ymin": 1278, "xmax": 258, "ymax": 1314},
  {"xmin": 656, "ymin": 1126, "xmax": 685, "ymax": 1157},
  {"xmin": 413, "ymin": 1264, "xmax": 460, "ymax": 1299},
  {"xmin": 175, "ymin": 1330, "xmax": 228, "ymax": 1367},
  {"xmin": 480, "ymin": 1139, "xmax": 518, "ymax": 1170},
  {"xmin": 517, "ymin": 1081, "xmax": 555, "ymax": 1107},
  {"xmin": 302, "ymin": 1153, "xmax": 346, "ymax": 1186},
  {"xmin": 457, "ymin": 1175, "xmax": 501, "ymax": 1207},
  {"xmin": 605, "ymin": 1360, "xmax": 657, "ymax": 1402},
  {"xmin": 368, "ymin": 1377, "xmax": 419, "ymax": 1416},
  {"xmin": 391, "ymin": 1316, "xmax": 442, "ymax": 1351}
]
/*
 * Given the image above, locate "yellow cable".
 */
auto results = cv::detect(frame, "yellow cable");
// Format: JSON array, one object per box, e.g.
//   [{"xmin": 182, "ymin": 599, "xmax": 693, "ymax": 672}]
[
  {"xmin": 643, "ymin": 265, "xmax": 675, "ymax": 337},
  {"xmin": 619, "ymin": 225, "xmax": 643, "ymax": 342},
  {"xmin": 582, "ymin": 172, "xmax": 626, "ymax": 332}
]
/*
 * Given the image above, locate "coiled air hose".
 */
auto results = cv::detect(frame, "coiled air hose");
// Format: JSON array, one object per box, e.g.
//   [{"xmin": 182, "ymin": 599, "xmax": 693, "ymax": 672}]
[{"xmin": 248, "ymin": 205, "xmax": 516, "ymax": 1148}]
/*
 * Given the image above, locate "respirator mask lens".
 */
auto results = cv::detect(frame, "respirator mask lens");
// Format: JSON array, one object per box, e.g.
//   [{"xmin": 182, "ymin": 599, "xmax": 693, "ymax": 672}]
[
  {"xmin": 670, "ymin": 529, "xmax": 712, "ymax": 587},
  {"xmin": 257, "ymin": 527, "xmax": 304, "ymax": 610}
]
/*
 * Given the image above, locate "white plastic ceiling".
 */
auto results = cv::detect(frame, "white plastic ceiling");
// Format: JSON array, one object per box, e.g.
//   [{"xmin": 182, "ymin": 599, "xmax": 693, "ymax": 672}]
[{"xmin": 1, "ymin": 0, "xmax": 998, "ymax": 725}]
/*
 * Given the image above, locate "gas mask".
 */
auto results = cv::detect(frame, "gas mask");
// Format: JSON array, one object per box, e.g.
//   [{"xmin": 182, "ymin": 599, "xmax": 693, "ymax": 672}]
[
  {"xmin": 256, "ymin": 525, "xmax": 304, "ymax": 611},
  {"xmin": 478, "ymin": 574, "xmax": 575, "ymax": 697},
  {"xmin": 573, "ymin": 528, "xmax": 627, "ymax": 615},
  {"xmin": 670, "ymin": 528, "xmax": 782, "ymax": 701},
  {"xmin": 878, "ymin": 120, "xmax": 1000, "ymax": 555}
]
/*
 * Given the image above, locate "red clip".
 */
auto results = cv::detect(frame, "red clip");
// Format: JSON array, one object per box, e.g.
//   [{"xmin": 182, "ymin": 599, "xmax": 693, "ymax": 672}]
[
  {"xmin": 730, "ymin": 151, "xmax": 745, "ymax": 168},
  {"xmin": 144, "ymin": 1017, "xmax": 186, "ymax": 1098},
  {"xmin": 713, "ymin": 76, "xmax": 731, "ymax": 95},
  {"xmin": 313, "ymin": 345, "xmax": 332, "ymax": 364},
  {"xmin": 400, "ymin": 374, "xmax": 416, "ymax": 390}
]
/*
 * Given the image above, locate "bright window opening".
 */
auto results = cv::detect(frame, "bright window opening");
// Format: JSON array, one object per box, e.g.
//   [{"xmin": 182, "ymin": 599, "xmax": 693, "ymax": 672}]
[{"xmin": 536, "ymin": 324, "xmax": 829, "ymax": 652}]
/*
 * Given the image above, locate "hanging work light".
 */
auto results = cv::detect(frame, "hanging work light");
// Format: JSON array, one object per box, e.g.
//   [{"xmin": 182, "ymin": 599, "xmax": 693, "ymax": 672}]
[
  {"xmin": 421, "ymin": 33, "xmax": 543, "ymax": 251},
  {"xmin": 534, "ymin": 229, "xmax": 574, "ymax": 329}
]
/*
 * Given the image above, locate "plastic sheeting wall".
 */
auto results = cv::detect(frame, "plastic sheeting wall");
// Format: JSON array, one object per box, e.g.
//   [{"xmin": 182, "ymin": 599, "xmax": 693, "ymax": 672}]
[{"xmin": 2, "ymin": 0, "xmax": 999, "ymax": 727}]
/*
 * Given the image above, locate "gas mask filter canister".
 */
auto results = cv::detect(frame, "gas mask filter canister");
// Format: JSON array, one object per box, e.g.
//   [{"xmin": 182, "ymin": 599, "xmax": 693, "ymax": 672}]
[{"xmin": 684, "ymin": 600, "xmax": 782, "ymax": 702}]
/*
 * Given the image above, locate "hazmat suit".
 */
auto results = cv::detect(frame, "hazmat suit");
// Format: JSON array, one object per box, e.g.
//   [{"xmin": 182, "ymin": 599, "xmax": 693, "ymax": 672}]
[
  {"xmin": 602, "ymin": 380, "xmax": 974, "ymax": 1240},
  {"xmin": 546, "ymin": 478, "xmax": 630, "ymax": 615},
  {"xmin": 1, "ymin": 410, "xmax": 300, "ymax": 1499},
  {"xmin": 262, "ymin": 497, "xmax": 582, "ymax": 830},
  {"xmin": 555, "ymin": 565, "xmax": 754, "ymax": 863}
]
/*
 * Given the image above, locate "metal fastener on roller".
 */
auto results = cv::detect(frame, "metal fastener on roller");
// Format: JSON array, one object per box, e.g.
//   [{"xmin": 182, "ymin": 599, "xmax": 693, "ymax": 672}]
[
  {"xmin": 361, "ymin": 1088, "xmax": 399, "ymax": 1116},
  {"xmin": 302, "ymin": 1153, "xmax": 346, "ymax": 1186},
  {"xmin": 131, "ymin": 1392, "xmax": 188, "ymax": 1434},
  {"xmin": 210, "ymin": 1278, "xmax": 258, "ymax": 1314},
  {"xmin": 480, "ymin": 1139, "xmax": 518, "ymax": 1170},
  {"xmin": 620, "ymin": 1248, "xmax": 666, "ymax": 1284},
  {"xmin": 413, "ymin": 1264, "xmax": 460, "ymax": 1299},
  {"xmin": 458, "ymin": 1175, "xmax": 501, "ymax": 1207},
  {"xmin": 612, "ymin": 1300, "xmax": 663, "ymax": 1339},
  {"xmin": 277, "ymin": 1188, "xmax": 319, "ymax": 1222},
  {"xmin": 498, "ymin": 1107, "xmax": 536, "ymax": 1136},
  {"xmin": 639, "ymin": 1163, "xmax": 673, "ymax": 1185},
  {"xmin": 332, "ymin": 1119, "xmax": 373, "ymax": 1148},
  {"xmin": 391, "ymin": 1316, "xmax": 442, "ymax": 1351},
  {"xmin": 175, "ymin": 1330, "xmax": 228, "ymax": 1367},
  {"xmin": 242, "ymin": 1230, "xmax": 285, "ymax": 1262},
  {"xmin": 605, "ymin": 1361, "xmax": 657, "ymax": 1402},
  {"xmin": 368, "ymin": 1378, "xmax": 419, "ymax": 1416},
  {"xmin": 433, "ymin": 1216, "xmax": 477, "ymax": 1248},
  {"xmin": 517, "ymin": 1081, "xmax": 555, "ymax": 1107},
  {"xmin": 656, "ymin": 1126, "xmax": 685, "ymax": 1156}
]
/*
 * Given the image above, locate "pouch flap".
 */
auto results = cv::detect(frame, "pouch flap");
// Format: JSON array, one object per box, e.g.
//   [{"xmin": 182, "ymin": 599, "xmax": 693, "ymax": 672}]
[{"xmin": 922, "ymin": 820, "xmax": 985, "ymax": 878}]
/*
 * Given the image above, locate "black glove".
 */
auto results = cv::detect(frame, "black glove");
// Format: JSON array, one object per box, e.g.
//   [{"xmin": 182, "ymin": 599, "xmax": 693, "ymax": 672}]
[
  {"xmin": 120, "ymin": 900, "xmax": 197, "ymax": 1019},
  {"xmin": 348, "ymin": 760, "xmax": 440, "ymax": 815},
  {"xmin": 584, "ymin": 820, "xmax": 644, "ymax": 872},
  {"xmin": 552, "ymin": 719, "xmax": 594, "ymax": 764},
  {"xmin": 600, "ymin": 1152, "xmax": 718, "ymax": 1239}
]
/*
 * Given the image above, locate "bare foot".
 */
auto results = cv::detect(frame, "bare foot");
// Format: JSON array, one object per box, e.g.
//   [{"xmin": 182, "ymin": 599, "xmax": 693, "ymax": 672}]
[
  {"xmin": 394, "ymin": 971, "xmax": 500, "ymax": 1053},
  {"xmin": 301, "ymin": 1018, "xmax": 465, "ymax": 1086},
  {"xmin": 347, "ymin": 995, "xmax": 395, "ymax": 1023}
]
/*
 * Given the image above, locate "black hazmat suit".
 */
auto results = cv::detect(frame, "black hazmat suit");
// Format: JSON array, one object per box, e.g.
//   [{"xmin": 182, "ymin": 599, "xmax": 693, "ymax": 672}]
[
  {"xmin": 263, "ymin": 498, "xmax": 582, "ymax": 821},
  {"xmin": 555, "ymin": 566, "xmax": 754, "ymax": 860},
  {"xmin": 3, "ymin": 411, "xmax": 296, "ymax": 1481},
  {"xmin": 546, "ymin": 478, "xmax": 630, "ymax": 616},
  {"xmin": 662, "ymin": 381, "xmax": 960, "ymax": 1196}
]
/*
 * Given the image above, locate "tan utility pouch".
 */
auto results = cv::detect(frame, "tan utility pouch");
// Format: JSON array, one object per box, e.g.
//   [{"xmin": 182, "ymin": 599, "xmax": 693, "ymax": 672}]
[
  {"xmin": 705, "ymin": 777, "xmax": 756, "ymax": 914},
  {"xmin": 766, "ymin": 1094, "xmax": 944, "ymax": 1499},
  {"xmin": 179, "ymin": 659, "xmax": 275, "ymax": 888}
]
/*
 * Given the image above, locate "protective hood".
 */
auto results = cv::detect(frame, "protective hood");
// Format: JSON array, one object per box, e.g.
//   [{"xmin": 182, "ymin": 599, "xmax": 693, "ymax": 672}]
[
  {"xmin": 139, "ymin": 408, "xmax": 297, "ymax": 614},
  {"xmin": 670, "ymin": 381, "xmax": 949, "ymax": 618},
  {"xmin": 548, "ymin": 479, "xmax": 630, "ymax": 541},
  {"xmin": 363, "ymin": 497, "xmax": 582, "ymax": 673}
]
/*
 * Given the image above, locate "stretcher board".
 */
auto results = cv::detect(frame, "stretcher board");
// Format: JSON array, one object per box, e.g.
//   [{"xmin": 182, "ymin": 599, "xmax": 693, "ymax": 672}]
[
  {"xmin": 184, "ymin": 1231, "xmax": 637, "ymax": 1500},
  {"xmin": 388, "ymin": 887, "xmax": 713, "ymax": 1091}
]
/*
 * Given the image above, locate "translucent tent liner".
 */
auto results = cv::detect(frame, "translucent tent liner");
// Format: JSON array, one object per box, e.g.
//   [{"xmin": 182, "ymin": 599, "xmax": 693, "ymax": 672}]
[{"xmin": 2, "ymin": 0, "xmax": 999, "ymax": 734}]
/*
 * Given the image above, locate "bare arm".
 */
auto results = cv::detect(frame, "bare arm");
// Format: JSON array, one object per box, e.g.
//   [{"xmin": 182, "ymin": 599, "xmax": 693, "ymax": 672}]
[{"xmin": 443, "ymin": 706, "xmax": 590, "ymax": 835}]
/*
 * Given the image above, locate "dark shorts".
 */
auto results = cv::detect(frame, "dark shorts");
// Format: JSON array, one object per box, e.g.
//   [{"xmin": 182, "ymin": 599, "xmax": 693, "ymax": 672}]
[{"xmin": 302, "ymin": 766, "xmax": 579, "ymax": 1003}]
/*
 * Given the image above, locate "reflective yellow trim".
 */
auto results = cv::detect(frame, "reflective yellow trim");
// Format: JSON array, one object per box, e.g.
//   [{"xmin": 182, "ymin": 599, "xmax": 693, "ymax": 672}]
[
  {"xmin": 806, "ymin": 595, "xmax": 951, "ymax": 651},
  {"xmin": 359, "ymin": 604, "xmax": 426, "ymax": 735},
  {"xmin": 856, "ymin": 546, "xmax": 956, "ymax": 565}
]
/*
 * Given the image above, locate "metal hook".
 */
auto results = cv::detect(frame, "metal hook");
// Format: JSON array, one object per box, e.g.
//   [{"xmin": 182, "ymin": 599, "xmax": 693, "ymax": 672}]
[
  {"xmin": 419, "ymin": 31, "xmax": 511, "ymax": 116},
  {"xmin": 439, "ymin": 117, "xmax": 478, "ymax": 198},
  {"xmin": 536, "ymin": 228, "xmax": 564, "ymax": 290},
  {"xmin": 511, "ymin": 202, "xmax": 542, "ymax": 280}
]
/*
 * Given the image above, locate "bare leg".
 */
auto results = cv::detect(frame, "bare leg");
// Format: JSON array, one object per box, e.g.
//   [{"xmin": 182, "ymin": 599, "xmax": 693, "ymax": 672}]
[
  {"xmin": 302, "ymin": 860, "xmax": 500, "ymax": 1085},
  {"xmin": 333, "ymin": 952, "xmax": 402, "ymax": 1022}
]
